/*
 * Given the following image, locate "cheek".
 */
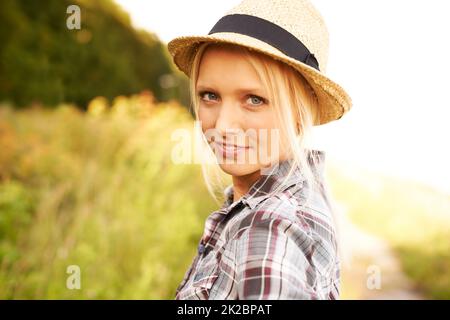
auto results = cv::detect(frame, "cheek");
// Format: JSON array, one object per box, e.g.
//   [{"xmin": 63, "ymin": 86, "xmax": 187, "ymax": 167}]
[
  {"xmin": 198, "ymin": 106, "xmax": 216, "ymax": 131},
  {"xmin": 252, "ymin": 119, "xmax": 287, "ymax": 158},
  {"xmin": 251, "ymin": 116, "xmax": 278, "ymax": 146}
]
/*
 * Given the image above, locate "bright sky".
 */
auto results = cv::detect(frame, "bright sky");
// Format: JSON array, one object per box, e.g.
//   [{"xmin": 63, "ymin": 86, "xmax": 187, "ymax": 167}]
[{"xmin": 115, "ymin": 0, "xmax": 450, "ymax": 195}]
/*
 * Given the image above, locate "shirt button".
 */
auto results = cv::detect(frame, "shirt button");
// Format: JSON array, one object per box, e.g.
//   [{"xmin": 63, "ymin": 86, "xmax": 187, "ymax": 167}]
[{"xmin": 198, "ymin": 242, "xmax": 205, "ymax": 255}]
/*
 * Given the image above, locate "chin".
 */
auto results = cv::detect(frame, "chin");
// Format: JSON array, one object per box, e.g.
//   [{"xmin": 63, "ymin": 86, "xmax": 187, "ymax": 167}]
[{"xmin": 218, "ymin": 162, "xmax": 261, "ymax": 177}]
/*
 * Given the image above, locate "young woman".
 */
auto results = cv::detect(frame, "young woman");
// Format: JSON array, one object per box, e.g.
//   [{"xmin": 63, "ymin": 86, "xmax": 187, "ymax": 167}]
[{"xmin": 167, "ymin": 0, "xmax": 352, "ymax": 299}]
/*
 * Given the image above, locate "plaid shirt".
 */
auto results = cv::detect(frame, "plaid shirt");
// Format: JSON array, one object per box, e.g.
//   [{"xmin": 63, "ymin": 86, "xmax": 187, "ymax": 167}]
[{"xmin": 175, "ymin": 150, "xmax": 340, "ymax": 300}]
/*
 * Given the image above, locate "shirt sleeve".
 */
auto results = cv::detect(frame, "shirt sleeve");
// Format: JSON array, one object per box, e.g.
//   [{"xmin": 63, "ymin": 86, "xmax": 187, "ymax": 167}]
[{"xmin": 233, "ymin": 216, "xmax": 318, "ymax": 299}]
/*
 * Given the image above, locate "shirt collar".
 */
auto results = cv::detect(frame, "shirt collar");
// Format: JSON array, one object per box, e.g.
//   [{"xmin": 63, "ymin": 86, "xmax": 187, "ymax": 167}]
[{"xmin": 221, "ymin": 149, "xmax": 326, "ymax": 212}]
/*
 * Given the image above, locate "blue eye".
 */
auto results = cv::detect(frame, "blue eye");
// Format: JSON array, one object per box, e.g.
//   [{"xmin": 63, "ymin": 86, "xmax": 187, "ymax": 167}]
[
  {"xmin": 246, "ymin": 95, "xmax": 266, "ymax": 107},
  {"xmin": 199, "ymin": 91, "xmax": 218, "ymax": 102}
]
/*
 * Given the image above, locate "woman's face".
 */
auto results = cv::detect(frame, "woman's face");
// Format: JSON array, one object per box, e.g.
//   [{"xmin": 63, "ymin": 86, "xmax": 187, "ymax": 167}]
[{"xmin": 196, "ymin": 45, "xmax": 291, "ymax": 177}]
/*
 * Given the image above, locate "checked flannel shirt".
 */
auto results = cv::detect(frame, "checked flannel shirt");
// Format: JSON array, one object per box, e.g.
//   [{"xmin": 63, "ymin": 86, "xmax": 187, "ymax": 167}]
[{"xmin": 175, "ymin": 149, "xmax": 340, "ymax": 300}]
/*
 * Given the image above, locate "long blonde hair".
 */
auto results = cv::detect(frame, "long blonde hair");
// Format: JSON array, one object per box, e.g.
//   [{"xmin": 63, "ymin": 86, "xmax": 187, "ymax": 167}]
[{"xmin": 190, "ymin": 42, "xmax": 342, "ymax": 227}]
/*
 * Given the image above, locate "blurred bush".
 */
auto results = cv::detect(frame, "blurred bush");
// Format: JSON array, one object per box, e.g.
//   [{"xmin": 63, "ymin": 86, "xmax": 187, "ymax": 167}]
[
  {"xmin": 0, "ymin": 0, "xmax": 189, "ymax": 109},
  {"xmin": 0, "ymin": 93, "xmax": 216, "ymax": 299}
]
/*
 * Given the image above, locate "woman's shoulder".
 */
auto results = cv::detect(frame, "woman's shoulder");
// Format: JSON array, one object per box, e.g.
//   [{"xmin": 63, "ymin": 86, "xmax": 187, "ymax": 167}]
[{"xmin": 226, "ymin": 185, "xmax": 337, "ymax": 249}]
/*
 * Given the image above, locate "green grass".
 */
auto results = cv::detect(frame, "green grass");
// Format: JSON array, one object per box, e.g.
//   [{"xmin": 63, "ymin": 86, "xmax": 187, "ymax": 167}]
[{"xmin": 0, "ymin": 96, "xmax": 218, "ymax": 299}]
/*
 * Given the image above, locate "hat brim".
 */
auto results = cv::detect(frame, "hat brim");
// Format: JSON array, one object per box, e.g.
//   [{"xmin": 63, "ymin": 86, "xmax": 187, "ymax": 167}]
[{"xmin": 168, "ymin": 32, "xmax": 352, "ymax": 126}]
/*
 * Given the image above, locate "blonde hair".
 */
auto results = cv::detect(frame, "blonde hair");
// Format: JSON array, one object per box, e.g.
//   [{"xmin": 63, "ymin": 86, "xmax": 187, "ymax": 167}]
[{"xmin": 189, "ymin": 42, "xmax": 343, "ymax": 263}]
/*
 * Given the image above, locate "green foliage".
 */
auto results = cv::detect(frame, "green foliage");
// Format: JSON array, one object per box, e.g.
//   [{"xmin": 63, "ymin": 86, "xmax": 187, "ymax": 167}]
[
  {"xmin": 0, "ymin": 181, "xmax": 35, "ymax": 272},
  {"xmin": 0, "ymin": 96, "xmax": 215, "ymax": 299},
  {"xmin": 0, "ymin": 0, "xmax": 189, "ymax": 109}
]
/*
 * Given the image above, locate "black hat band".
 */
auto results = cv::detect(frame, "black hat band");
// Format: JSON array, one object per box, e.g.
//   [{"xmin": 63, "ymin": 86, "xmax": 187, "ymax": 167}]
[{"xmin": 208, "ymin": 14, "xmax": 320, "ymax": 71}]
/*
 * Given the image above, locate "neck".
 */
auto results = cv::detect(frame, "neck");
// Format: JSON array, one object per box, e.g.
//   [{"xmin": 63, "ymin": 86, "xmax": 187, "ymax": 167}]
[{"xmin": 231, "ymin": 169, "xmax": 262, "ymax": 203}]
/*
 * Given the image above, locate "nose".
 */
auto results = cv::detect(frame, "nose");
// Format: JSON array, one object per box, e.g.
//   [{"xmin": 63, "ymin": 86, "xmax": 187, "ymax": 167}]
[{"xmin": 214, "ymin": 101, "xmax": 243, "ymax": 138}]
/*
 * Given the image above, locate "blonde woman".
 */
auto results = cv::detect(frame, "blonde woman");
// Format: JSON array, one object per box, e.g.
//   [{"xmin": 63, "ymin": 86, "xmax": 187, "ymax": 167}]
[{"xmin": 167, "ymin": 0, "xmax": 352, "ymax": 300}]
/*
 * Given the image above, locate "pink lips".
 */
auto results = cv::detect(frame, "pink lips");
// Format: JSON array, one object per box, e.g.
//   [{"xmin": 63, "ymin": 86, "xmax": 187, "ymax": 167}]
[{"xmin": 213, "ymin": 141, "xmax": 250, "ymax": 158}]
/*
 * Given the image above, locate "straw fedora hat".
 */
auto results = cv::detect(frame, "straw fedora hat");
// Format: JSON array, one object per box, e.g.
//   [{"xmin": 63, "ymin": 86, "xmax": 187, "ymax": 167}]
[{"xmin": 167, "ymin": 0, "xmax": 352, "ymax": 126}]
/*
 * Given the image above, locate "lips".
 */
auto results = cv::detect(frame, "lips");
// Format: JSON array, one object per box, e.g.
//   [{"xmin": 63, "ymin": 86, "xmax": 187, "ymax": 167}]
[{"xmin": 213, "ymin": 141, "xmax": 250, "ymax": 158}]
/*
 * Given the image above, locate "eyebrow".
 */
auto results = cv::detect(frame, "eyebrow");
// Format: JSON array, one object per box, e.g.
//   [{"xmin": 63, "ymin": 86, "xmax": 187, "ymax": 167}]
[{"xmin": 196, "ymin": 84, "xmax": 267, "ymax": 96}]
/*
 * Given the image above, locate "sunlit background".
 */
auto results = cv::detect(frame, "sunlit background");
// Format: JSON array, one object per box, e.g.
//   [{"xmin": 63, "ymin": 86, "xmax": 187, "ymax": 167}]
[
  {"xmin": 0, "ymin": 0, "xmax": 449, "ymax": 300},
  {"xmin": 115, "ymin": 0, "xmax": 450, "ymax": 195}
]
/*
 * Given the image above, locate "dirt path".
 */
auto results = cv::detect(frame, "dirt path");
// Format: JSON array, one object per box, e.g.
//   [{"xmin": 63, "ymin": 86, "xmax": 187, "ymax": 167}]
[{"xmin": 336, "ymin": 203, "xmax": 425, "ymax": 300}]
